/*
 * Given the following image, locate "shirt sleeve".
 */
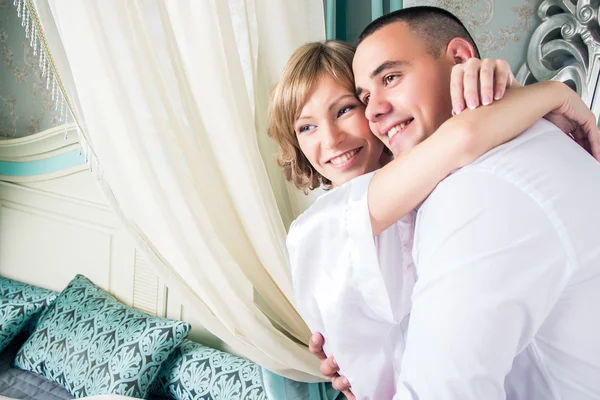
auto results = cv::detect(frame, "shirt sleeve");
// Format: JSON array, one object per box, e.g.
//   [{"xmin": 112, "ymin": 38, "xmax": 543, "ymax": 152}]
[
  {"xmin": 395, "ymin": 169, "xmax": 571, "ymax": 400},
  {"xmin": 287, "ymin": 172, "xmax": 409, "ymax": 399},
  {"xmin": 287, "ymin": 171, "xmax": 405, "ymax": 328}
]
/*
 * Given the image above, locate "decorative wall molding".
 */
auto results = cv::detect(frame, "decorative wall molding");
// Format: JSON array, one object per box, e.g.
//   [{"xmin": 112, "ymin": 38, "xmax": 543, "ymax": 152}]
[
  {"xmin": 0, "ymin": 123, "xmax": 79, "ymax": 161},
  {"xmin": 0, "ymin": 123, "xmax": 85, "ymax": 181},
  {"xmin": 517, "ymin": 0, "xmax": 600, "ymax": 118},
  {"xmin": 0, "ymin": 173, "xmax": 133, "ymax": 303}
]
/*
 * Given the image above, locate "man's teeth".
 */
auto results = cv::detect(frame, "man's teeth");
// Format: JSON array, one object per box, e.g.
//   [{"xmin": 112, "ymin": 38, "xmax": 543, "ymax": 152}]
[
  {"xmin": 330, "ymin": 149, "xmax": 358, "ymax": 165},
  {"xmin": 387, "ymin": 120, "xmax": 412, "ymax": 138}
]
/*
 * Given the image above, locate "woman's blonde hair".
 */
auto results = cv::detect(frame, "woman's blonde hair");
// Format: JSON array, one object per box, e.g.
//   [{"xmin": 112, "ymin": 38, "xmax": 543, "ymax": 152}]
[{"xmin": 268, "ymin": 40, "xmax": 357, "ymax": 193}]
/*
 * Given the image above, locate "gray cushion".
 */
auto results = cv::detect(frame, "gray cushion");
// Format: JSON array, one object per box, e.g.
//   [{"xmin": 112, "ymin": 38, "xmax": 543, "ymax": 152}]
[{"xmin": 0, "ymin": 334, "xmax": 73, "ymax": 400}]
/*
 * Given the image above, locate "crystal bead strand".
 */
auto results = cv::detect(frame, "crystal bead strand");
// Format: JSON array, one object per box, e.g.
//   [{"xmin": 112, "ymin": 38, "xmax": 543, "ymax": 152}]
[
  {"xmin": 59, "ymin": 97, "xmax": 65, "ymax": 122},
  {"xmin": 31, "ymin": 28, "xmax": 37, "ymax": 55},
  {"xmin": 38, "ymin": 46, "xmax": 44, "ymax": 69},
  {"xmin": 24, "ymin": 7, "xmax": 30, "ymax": 38},
  {"xmin": 51, "ymin": 74, "xmax": 57, "ymax": 100},
  {"xmin": 15, "ymin": 0, "xmax": 87, "ymax": 167},
  {"xmin": 21, "ymin": 5, "xmax": 27, "ymax": 28},
  {"xmin": 54, "ymin": 88, "xmax": 61, "ymax": 111},
  {"xmin": 41, "ymin": 52, "xmax": 47, "ymax": 78}
]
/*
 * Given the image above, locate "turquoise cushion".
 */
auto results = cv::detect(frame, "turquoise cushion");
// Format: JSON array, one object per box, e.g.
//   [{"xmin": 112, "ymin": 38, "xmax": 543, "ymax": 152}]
[
  {"xmin": 0, "ymin": 298, "xmax": 43, "ymax": 352},
  {"xmin": 14, "ymin": 274, "xmax": 191, "ymax": 399},
  {"xmin": 151, "ymin": 339, "xmax": 266, "ymax": 400},
  {"xmin": 0, "ymin": 277, "xmax": 58, "ymax": 336},
  {"xmin": 261, "ymin": 369, "xmax": 344, "ymax": 400}
]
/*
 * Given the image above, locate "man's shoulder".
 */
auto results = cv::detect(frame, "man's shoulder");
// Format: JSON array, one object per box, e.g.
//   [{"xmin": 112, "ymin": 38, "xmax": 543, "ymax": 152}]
[
  {"xmin": 435, "ymin": 118, "xmax": 573, "ymax": 191},
  {"xmin": 464, "ymin": 118, "xmax": 562, "ymax": 169}
]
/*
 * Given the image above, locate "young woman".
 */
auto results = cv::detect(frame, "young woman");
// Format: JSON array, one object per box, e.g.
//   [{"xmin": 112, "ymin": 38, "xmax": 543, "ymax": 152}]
[{"xmin": 268, "ymin": 40, "xmax": 599, "ymax": 399}]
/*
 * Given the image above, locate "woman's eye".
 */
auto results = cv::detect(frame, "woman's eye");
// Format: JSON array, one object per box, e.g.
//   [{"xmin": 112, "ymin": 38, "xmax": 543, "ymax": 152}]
[
  {"xmin": 337, "ymin": 105, "xmax": 355, "ymax": 118},
  {"xmin": 362, "ymin": 95, "xmax": 370, "ymax": 105},
  {"xmin": 298, "ymin": 125, "xmax": 314, "ymax": 133}
]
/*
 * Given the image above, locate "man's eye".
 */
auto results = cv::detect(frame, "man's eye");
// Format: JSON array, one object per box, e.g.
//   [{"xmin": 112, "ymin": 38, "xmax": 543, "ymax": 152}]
[{"xmin": 384, "ymin": 74, "xmax": 399, "ymax": 85}]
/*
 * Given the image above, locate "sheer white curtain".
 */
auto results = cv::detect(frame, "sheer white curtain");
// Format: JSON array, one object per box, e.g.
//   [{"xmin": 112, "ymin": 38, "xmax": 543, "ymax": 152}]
[{"xmin": 32, "ymin": 0, "xmax": 325, "ymax": 381}]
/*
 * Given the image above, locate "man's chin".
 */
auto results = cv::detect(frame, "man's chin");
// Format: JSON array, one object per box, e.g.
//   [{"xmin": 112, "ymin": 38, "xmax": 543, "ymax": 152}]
[
  {"xmin": 389, "ymin": 131, "xmax": 425, "ymax": 157},
  {"xmin": 390, "ymin": 140, "xmax": 412, "ymax": 157}
]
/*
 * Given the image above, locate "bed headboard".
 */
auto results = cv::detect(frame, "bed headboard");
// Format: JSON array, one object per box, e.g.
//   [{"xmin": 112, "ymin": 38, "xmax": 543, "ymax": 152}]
[
  {"xmin": 516, "ymin": 0, "xmax": 600, "ymax": 120},
  {"xmin": 0, "ymin": 123, "xmax": 227, "ymax": 352}
]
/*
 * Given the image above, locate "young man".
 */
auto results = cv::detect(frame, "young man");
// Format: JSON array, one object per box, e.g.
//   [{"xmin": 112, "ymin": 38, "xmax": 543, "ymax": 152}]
[{"xmin": 312, "ymin": 7, "xmax": 600, "ymax": 399}]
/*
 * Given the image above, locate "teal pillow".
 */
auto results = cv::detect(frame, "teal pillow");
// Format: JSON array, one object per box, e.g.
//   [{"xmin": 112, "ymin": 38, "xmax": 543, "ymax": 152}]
[
  {"xmin": 0, "ymin": 298, "xmax": 42, "ymax": 352},
  {"xmin": 261, "ymin": 369, "xmax": 344, "ymax": 400},
  {"xmin": 151, "ymin": 339, "xmax": 266, "ymax": 400},
  {"xmin": 14, "ymin": 274, "xmax": 191, "ymax": 399},
  {"xmin": 0, "ymin": 277, "xmax": 58, "ymax": 336}
]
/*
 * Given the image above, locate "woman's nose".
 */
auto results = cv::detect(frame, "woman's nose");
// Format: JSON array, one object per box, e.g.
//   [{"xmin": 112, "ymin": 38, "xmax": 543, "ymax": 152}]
[{"xmin": 322, "ymin": 122, "xmax": 344, "ymax": 149}]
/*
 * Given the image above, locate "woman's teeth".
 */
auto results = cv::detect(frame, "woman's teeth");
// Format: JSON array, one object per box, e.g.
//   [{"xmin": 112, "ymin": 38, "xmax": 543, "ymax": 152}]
[{"xmin": 330, "ymin": 149, "xmax": 358, "ymax": 165}]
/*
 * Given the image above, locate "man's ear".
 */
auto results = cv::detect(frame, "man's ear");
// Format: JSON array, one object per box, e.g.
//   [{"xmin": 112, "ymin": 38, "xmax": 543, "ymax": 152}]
[{"xmin": 445, "ymin": 38, "xmax": 477, "ymax": 65}]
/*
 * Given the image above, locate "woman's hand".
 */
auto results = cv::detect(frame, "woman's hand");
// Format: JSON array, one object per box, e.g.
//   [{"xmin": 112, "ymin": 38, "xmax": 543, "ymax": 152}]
[
  {"xmin": 308, "ymin": 332, "xmax": 355, "ymax": 399},
  {"xmin": 542, "ymin": 85, "xmax": 600, "ymax": 161},
  {"xmin": 451, "ymin": 58, "xmax": 518, "ymax": 116}
]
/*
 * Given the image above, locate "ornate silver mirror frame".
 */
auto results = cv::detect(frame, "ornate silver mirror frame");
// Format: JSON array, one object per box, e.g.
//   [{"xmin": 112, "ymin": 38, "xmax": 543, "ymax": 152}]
[{"xmin": 517, "ymin": 0, "xmax": 600, "ymax": 118}]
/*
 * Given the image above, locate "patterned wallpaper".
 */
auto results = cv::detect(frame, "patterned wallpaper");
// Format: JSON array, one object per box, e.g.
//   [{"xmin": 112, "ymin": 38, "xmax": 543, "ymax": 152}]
[
  {"xmin": 341, "ymin": 0, "xmax": 543, "ymax": 73},
  {"xmin": 0, "ymin": 0, "xmax": 546, "ymax": 138},
  {"xmin": 0, "ymin": 0, "xmax": 59, "ymax": 138},
  {"xmin": 405, "ymin": 0, "xmax": 543, "ymax": 71}
]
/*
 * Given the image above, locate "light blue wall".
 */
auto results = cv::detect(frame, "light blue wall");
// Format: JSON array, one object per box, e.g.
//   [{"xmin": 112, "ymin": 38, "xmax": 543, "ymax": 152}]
[
  {"xmin": 0, "ymin": 0, "xmax": 60, "ymax": 138},
  {"xmin": 326, "ymin": 0, "xmax": 543, "ymax": 72},
  {"xmin": 0, "ymin": 150, "xmax": 85, "ymax": 177}
]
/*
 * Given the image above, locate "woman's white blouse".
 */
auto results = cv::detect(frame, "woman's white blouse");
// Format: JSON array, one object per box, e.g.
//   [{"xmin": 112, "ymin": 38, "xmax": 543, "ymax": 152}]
[{"xmin": 287, "ymin": 172, "xmax": 416, "ymax": 400}]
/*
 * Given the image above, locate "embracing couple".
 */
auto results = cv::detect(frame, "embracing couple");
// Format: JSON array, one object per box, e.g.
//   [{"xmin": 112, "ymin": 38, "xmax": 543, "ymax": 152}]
[{"xmin": 268, "ymin": 6, "xmax": 600, "ymax": 400}]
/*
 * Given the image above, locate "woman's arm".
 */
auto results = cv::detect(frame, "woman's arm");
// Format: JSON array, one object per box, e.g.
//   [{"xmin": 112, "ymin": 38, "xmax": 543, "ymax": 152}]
[{"xmin": 368, "ymin": 80, "xmax": 598, "ymax": 236}]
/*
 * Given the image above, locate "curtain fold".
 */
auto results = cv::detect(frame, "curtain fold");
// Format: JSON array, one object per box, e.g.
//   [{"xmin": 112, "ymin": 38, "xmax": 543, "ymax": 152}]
[{"xmin": 32, "ymin": 0, "xmax": 326, "ymax": 382}]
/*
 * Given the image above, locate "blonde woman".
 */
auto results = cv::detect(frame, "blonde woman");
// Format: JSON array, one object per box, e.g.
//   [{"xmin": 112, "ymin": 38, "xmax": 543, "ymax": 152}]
[{"xmin": 268, "ymin": 39, "xmax": 599, "ymax": 399}]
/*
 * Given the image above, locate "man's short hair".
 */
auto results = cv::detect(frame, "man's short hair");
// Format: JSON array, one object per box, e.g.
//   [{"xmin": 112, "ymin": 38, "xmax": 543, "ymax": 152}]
[{"xmin": 357, "ymin": 6, "xmax": 480, "ymax": 58}]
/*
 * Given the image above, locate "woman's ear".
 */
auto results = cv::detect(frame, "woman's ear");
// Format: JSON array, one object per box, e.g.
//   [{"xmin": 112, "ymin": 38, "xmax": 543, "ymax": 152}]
[{"xmin": 445, "ymin": 38, "xmax": 477, "ymax": 65}]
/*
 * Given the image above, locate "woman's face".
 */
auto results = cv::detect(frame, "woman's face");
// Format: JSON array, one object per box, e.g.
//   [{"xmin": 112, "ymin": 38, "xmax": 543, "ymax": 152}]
[{"xmin": 295, "ymin": 74, "xmax": 385, "ymax": 188}]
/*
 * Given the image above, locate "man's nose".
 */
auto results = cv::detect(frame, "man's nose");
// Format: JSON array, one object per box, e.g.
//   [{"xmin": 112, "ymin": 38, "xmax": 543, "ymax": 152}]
[{"xmin": 365, "ymin": 93, "xmax": 392, "ymax": 123}]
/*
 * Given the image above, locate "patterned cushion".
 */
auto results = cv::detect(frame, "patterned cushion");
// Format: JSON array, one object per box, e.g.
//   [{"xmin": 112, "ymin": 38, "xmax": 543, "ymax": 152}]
[
  {"xmin": 151, "ymin": 340, "xmax": 266, "ymax": 400},
  {"xmin": 14, "ymin": 274, "xmax": 191, "ymax": 399},
  {"xmin": 261, "ymin": 368, "xmax": 343, "ymax": 400},
  {"xmin": 0, "ymin": 277, "xmax": 58, "ymax": 336},
  {"xmin": 0, "ymin": 298, "xmax": 42, "ymax": 352}
]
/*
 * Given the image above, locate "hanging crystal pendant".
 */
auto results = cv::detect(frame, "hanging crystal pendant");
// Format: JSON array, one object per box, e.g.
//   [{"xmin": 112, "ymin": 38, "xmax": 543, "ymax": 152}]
[
  {"xmin": 41, "ymin": 55, "xmax": 47, "ymax": 77},
  {"xmin": 59, "ymin": 99, "xmax": 65, "ymax": 121},
  {"xmin": 21, "ymin": 6, "xmax": 27, "ymax": 28},
  {"xmin": 31, "ymin": 30, "xmax": 37, "ymax": 55},
  {"xmin": 13, "ymin": 0, "xmax": 83, "ymax": 162},
  {"xmin": 38, "ymin": 46, "xmax": 44, "ymax": 68},
  {"xmin": 24, "ymin": 11, "xmax": 30, "ymax": 38}
]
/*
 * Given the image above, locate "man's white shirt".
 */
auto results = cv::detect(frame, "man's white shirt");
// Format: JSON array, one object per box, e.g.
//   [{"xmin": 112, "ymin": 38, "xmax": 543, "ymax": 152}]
[{"xmin": 396, "ymin": 119, "xmax": 600, "ymax": 399}]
